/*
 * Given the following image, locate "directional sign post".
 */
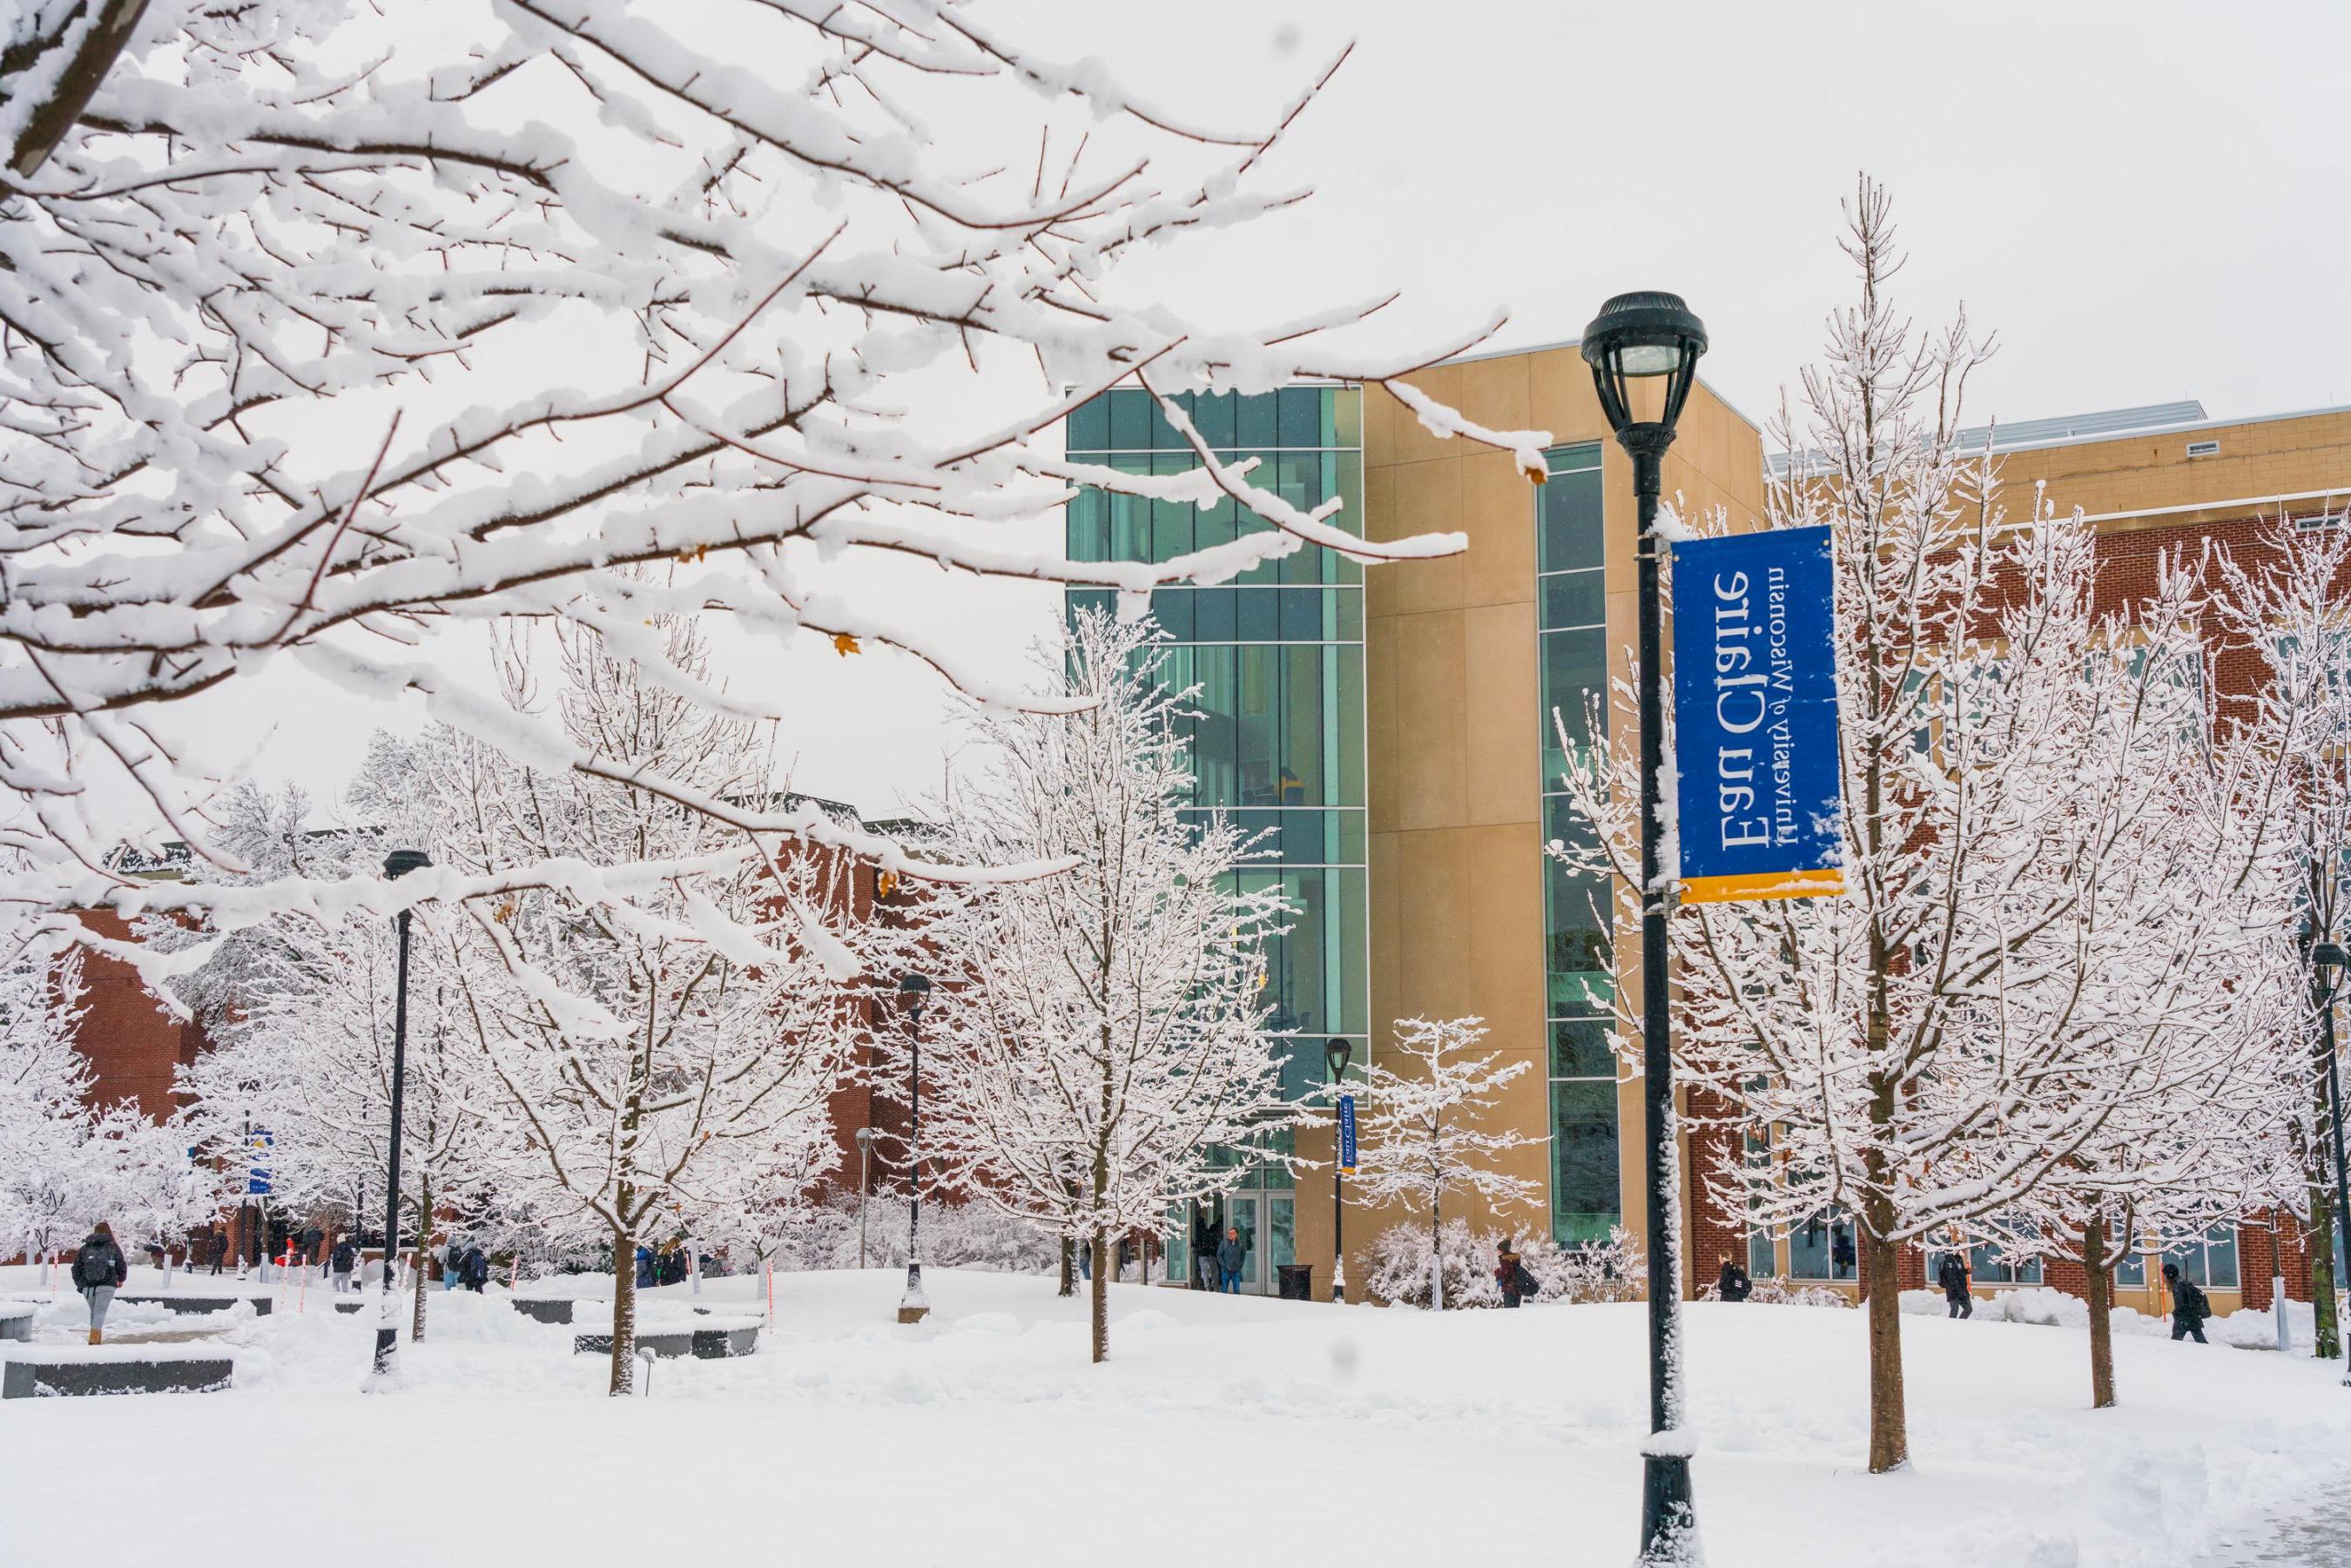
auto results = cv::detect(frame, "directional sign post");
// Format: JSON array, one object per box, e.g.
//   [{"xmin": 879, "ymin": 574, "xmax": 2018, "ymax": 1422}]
[{"xmin": 1672, "ymin": 525, "xmax": 1844, "ymax": 904}]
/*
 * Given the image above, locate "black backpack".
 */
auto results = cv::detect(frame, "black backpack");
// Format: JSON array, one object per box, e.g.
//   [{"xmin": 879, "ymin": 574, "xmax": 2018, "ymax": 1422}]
[{"xmin": 74, "ymin": 1240, "xmax": 113, "ymax": 1289}]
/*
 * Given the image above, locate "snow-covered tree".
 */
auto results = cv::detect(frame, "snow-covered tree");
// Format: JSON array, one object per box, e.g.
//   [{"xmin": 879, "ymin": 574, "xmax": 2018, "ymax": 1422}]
[
  {"xmin": 1950, "ymin": 562, "xmax": 2306, "ymax": 1409},
  {"xmin": 433, "ymin": 616, "xmax": 885, "ymax": 1394},
  {"xmin": 920, "ymin": 611, "xmax": 1294, "ymax": 1363},
  {"xmin": 1, "ymin": 0, "xmax": 1543, "ymax": 987},
  {"xmin": 1349, "ymin": 1016, "xmax": 1541, "ymax": 1310},
  {"xmin": 2216, "ymin": 515, "xmax": 2351, "ymax": 1361},
  {"xmin": 0, "ymin": 945, "xmax": 97, "ymax": 1281}
]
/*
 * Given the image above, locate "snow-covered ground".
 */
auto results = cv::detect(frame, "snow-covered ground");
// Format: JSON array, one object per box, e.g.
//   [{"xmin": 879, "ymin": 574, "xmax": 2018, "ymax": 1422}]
[{"xmin": 3, "ymin": 1264, "xmax": 2345, "ymax": 1568}]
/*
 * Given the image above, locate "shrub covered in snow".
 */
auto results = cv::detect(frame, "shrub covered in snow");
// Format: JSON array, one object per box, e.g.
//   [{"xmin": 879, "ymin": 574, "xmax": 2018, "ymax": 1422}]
[
  {"xmin": 1368, "ymin": 1221, "xmax": 1649, "ymax": 1309},
  {"xmin": 764, "ymin": 1190, "xmax": 1059, "ymax": 1277}
]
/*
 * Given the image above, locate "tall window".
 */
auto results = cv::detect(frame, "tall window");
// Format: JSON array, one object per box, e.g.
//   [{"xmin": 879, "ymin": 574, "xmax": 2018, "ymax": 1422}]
[
  {"xmin": 1539, "ymin": 442, "xmax": 1619, "ymax": 1244},
  {"xmin": 1066, "ymin": 387, "xmax": 1367, "ymax": 1105},
  {"xmin": 2117, "ymin": 1223, "xmax": 2240, "ymax": 1290}
]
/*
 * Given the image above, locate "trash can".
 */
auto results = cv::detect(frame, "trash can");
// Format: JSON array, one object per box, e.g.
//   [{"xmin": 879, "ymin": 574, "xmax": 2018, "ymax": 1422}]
[{"xmin": 1276, "ymin": 1263, "xmax": 1313, "ymax": 1301}]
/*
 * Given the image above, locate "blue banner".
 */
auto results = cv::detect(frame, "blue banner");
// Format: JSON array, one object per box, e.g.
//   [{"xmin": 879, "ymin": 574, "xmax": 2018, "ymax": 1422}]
[
  {"xmin": 246, "ymin": 1128, "xmax": 273, "ymax": 1196},
  {"xmin": 1672, "ymin": 526, "xmax": 1844, "ymax": 903},
  {"xmin": 1337, "ymin": 1095, "xmax": 1357, "ymax": 1174}
]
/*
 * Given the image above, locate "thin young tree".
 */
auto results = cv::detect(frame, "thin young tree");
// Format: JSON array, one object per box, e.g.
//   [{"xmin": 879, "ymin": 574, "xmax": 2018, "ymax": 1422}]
[
  {"xmin": 434, "ymin": 618, "xmax": 884, "ymax": 1394},
  {"xmin": 1349, "ymin": 1016, "xmax": 1541, "ymax": 1310},
  {"xmin": 2215, "ymin": 515, "xmax": 2351, "ymax": 1361},
  {"xmin": 921, "ymin": 611, "xmax": 1293, "ymax": 1363},
  {"xmin": 0, "ymin": 944, "xmax": 97, "ymax": 1283}
]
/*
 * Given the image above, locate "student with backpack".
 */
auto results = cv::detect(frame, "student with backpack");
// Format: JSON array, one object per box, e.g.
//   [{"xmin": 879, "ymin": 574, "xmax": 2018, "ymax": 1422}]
[
  {"xmin": 330, "ymin": 1235, "xmax": 358, "ymax": 1292},
  {"xmin": 460, "ymin": 1243, "xmax": 489, "ymax": 1293},
  {"xmin": 74, "ymin": 1221, "xmax": 129, "ymax": 1345},
  {"xmin": 443, "ymin": 1237, "xmax": 465, "ymax": 1291},
  {"xmin": 1495, "ymin": 1239, "xmax": 1539, "ymax": 1308},
  {"xmin": 2163, "ymin": 1262, "xmax": 2213, "ymax": 1343}
]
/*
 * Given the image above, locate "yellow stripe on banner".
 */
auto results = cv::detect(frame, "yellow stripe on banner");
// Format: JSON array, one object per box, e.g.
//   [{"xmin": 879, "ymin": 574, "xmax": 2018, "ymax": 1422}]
[{"xmin": 1680, "ymin": 869, "xmax": 1845, "ymax": 905}]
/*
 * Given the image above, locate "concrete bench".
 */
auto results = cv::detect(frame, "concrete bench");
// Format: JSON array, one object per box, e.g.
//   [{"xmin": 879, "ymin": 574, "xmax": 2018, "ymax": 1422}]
[
  {"xmin": 573, "ymin": 1322, "xmax": 759, "ymax": 1360},
  {"xmin": 3, "ymin": 1347, "xmax": 233, "ymax": 1398},
  {"xmin": 0, "ymin": 1303, "xmax": 37, "ymax": 1343},
  {"xmin": 113, "ymin": 1293, "xmax": 272, "ymax": 1318},
  {"xmin": 510, "ymin": 1297, "xmax": 577, "ymax": 1326}
]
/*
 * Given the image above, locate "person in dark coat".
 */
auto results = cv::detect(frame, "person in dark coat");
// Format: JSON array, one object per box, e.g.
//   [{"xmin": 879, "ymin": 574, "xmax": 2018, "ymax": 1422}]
[
  {"xmin": 1937, "ymin": 1251, "xmax": 1973, "ymax": 1319},
  {"xmin": 1495, "ymin": 1240, "xmax": 1538, "ymax": 1308},
  {"xmin": 209, "ymin": 1224, "xmax": 228, "ymax": 1275},
  {"xmin": 73, "ymin": 1221, "xmax": 129, "ymax": 1345},
  {"xmin": 2163, "ymin": 1262, "xmax": 2211, "ymax": 1343},
  {"xmin": 635, "ymin": 1244, "xmax": 655, "ymax": 1289},
  {"xmin": 1191, "ymin": 1210, "xmax": 1218, "ymax": 1290},
  {"xmin": 1716, "ymin": 1254, "xmax": 1753, "ymax": 1302},
  {"xmin": 330, "ymin": 1235, "xmax": 358, "ymax": 1292},
  {"xmin": 460, "ymin": 1243, "xmax": 489, "ymax": 1293},
  {"xmin": 1215, "ymin": 1226, "xmax": 1248, "ymax": 1295},
  {"xmin": 443, "ymin": 1237, "xmax": 465, "ymax": 1290}
]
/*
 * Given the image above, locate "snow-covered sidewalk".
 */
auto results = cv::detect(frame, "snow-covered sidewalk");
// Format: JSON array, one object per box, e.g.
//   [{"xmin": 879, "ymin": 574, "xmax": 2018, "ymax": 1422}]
[{"xmin": 2, "ymin": 1265, "xmax": 2344, "ymax": 1568}]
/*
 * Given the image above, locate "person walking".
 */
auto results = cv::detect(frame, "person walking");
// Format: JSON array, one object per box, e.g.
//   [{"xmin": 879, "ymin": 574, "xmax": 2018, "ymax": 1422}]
[
  {"xmin": 443, "ymin": 1237, "xmax": 464, "ymax": 1291},
  {"xmin": 1216, "ymin": 1226, "xmax": 1248, "ymax": 1295},
  {"xmin": 73, "ymin": 1221, "xmax": 128, "ymax": 1346},
  {"xmin": 460, "ymin": 1242, "xmax": 489, "ymax": 1293},
  {"xmin": 2163, "ymin": 1263, "xmax": 2212, "ymax": 1343},
  {"xmin": 1495, "ymin": 1240, "xmax": 1539, "ymax": 1309},
  {"xmin": 1190, "ymin": 1209, "xmax": 1217, "ymax": 1291},
  {"xmin": 1937, "ymin": 1250, "xmax": 1974, "ymax": 1320},
  {"xmin": 330, "ymin": 1234, "xmax": 357, "ymax": 1293},
  {"xmin": 208, "ymin": 1224, "xmax": 227, "ymax": 1276},
  {"xmin": 1716, "ymin": 1254, "xmax": 1753, "ymax": 1302}
]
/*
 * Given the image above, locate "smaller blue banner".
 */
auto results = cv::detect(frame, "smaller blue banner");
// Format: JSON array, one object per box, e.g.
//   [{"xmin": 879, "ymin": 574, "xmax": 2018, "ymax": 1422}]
[
  {"xmin": 1672, "ymin": 526, "xmax": 1845, "ymax": 903},
  {"xmin": 246, "ymin": 1129, "xmax": 273, "ymax": 1196},
  {"xmin": 1337, "ymin": 1095, "xmax": 1357, "ymax": 1174}
]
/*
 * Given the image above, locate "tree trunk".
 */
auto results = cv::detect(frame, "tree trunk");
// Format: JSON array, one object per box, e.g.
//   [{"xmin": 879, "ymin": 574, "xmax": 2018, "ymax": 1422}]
[
  {"xmin": 1861, "ymin": 1225, "xmax": 1908, "ymax": 1473},
  {"xmin": 609, "ymin": 1222, "xmax": 638, "ymax": 1396},
  {"xmin": 1088, "ymin": 1228, "xmax": 1108, "ymax": 1364},
  {"xmin": 2310, "ymin": 1181, "xmax": 2341, "ymax": 1362},
  {"xmin": 410, "ymin": 1174, "xmax": 433, "ymax": 1344},
  {"xmin": 2084, "ymin": 1214, "xmax": 2115, "ymax": 1410},
  {"xmin": 1058, "ymin": 1235, "xmax": 1075, "ymax": 1298},
  {"xmin": 1429, "ymin": 1199, "xmax": 1445, "ymax": 1312}
]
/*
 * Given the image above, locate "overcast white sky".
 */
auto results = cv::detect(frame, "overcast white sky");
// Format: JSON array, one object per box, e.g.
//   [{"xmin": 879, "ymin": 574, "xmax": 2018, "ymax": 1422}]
[{"xmin": 204, "ymin": 0, "xmax": 2351, "ymax": 825}]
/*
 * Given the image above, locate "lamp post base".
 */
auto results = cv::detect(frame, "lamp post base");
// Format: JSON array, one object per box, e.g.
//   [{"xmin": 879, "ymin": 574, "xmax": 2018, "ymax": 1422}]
[
  {"xmin": 1638, "ymin": 1452, "xmax": 1698, "ymax": 1565},
  {"xmin": 897, "ymin": 1262, "xmax": 930, "ymax": 1324},
  {"xmin": 1331, "ymin": 1263, "xmax": 1346, "ymax": 1305}
]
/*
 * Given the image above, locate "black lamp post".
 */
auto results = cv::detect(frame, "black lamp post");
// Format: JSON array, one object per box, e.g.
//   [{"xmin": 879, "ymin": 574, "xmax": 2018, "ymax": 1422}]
[
  {"xmin": 896, "ymin": 972, "xmax": 932, "ymax": 1325},
  {"xmin": 2313, "ymin": 938, "xmax": 2351, "ymax": 1383},
  {"xmin": 370, "ymin": 847, "xmax": 430, "ymax": 1383},
  {"xmin": 1583, "ymin": 290, "xmax": 1708, "ymax": 1565},
  {"xmin": 1325, "ymin": 1038, "xmax": 1353, "ymax": 1304}
]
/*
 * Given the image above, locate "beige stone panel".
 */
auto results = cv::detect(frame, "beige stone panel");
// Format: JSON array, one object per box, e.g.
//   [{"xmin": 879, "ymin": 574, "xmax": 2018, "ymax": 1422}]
[
  {"xmin": 1461, "ymin": 820, "xmax": 1546, "ymax": 1055},
  {"xmin": 1461, "ymin": 600, "xmax": 1539, "ymax": 828},
  {"xmin": 1379, "ymin": 366, "xmax": 1466, "ymax": 468},
  {"xmin": 1382, "ymin": 461, "xmax": 1465, "ymax": 617},
  {"xmin": 1366, "ymin": 826, "xmax": 1401, "ymax": 1065},
  {"xmin": 1527, "ymin": 347, "xmax": 1609, "ymax": 445},
  {"xmin": 1386, "ymin": 611, "xmax": 1468, "ymax": 832},
  {"xmin": 1454, "ymin": 355, "xmax": 1533, "ymax": 442},
  {"xmin": 1460, "ymin": 448, "xmax": 1539, "ymax": 611},
  {"xmin": 1385, "ymin": 827, "xmax": 1479, "ymax": 1026}
]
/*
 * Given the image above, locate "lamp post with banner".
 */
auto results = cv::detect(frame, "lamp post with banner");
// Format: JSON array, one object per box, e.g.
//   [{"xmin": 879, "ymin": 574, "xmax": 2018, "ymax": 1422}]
[{"xmin": 1326, "ymin": 1038, "xmax": 1355, "ymax": 1304}]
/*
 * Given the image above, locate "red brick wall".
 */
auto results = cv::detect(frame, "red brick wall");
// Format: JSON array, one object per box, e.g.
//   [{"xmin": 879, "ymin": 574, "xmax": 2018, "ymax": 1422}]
[{"xmin": 67, "ymin": 909, "xmax": 201, "ymax": 1121}]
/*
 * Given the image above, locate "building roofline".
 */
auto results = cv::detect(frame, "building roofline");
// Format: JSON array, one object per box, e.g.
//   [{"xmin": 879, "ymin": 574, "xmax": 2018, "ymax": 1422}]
[
  {"xmin": 1431, "ymin": 333, "xmax": 1764, "ymax": 438},
  {"xmin": 1959, "ymin": 399, "xmax": 2351, "ymax": 460}
]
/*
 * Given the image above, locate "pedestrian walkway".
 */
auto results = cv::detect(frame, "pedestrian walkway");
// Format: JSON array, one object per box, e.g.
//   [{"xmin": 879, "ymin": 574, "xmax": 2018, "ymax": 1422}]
[{"xmin": 2202, "ymin": 1474, "xmax": 2351, "ymax": 1566}]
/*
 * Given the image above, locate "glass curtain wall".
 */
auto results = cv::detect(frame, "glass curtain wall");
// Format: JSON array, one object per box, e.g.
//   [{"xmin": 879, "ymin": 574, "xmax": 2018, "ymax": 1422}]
[
  {"xmin": 1066, "ymin": 386, "xmax": 1368, "ymax": 1289},
  {"xmin": 1539, "ymin": 442, "xmax": 1621, "ymax": 1247}
]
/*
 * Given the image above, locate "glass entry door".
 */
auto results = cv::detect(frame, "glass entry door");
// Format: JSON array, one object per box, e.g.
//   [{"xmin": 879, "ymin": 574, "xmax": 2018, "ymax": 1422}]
[{"xmin": 1223, "ymin": 1194, "xmax": 1262, "ymax": 1292}]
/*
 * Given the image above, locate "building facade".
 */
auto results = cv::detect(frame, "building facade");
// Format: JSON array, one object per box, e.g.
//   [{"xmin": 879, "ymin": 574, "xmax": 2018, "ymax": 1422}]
[{"xmin": 1066, "ymin": 366, "xmax": 2351, "ymax": 1317}]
